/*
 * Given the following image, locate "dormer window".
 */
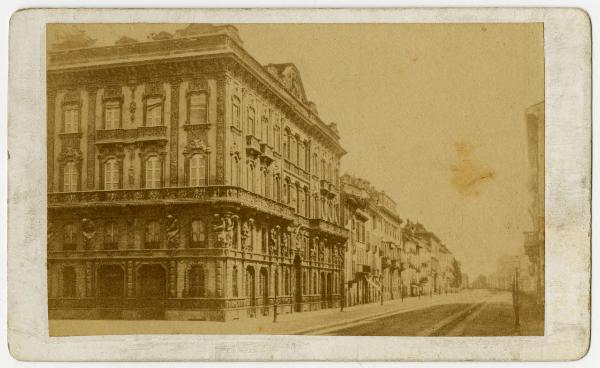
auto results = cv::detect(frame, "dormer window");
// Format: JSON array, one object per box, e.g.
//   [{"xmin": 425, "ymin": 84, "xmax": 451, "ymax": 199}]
[
  {"xmin": 145, "ymin": 97, "xmax": 163, "ymax": 126},
  {"xmin": 189, "ymin": 93, "xmax": 208, "ymax": 124},
  {"xmin": 104, "ymin": 101, "xmax": 121, "ymax": 130},
  {"xmin": 63, "ymin": 104, "xmax": 79, "ymax": 133}
]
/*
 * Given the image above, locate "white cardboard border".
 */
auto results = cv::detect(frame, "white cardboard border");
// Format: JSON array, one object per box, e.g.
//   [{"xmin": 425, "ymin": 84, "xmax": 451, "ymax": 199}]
[{"xmin": 7, "ymin": 8, "xmax": 591, "ymax": 361}]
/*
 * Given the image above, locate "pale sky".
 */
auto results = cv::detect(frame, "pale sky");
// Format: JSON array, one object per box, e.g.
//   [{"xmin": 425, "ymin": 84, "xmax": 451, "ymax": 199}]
[{"xmin": 49, "ymin": 23, "xmax": 544, "ymax": 278}]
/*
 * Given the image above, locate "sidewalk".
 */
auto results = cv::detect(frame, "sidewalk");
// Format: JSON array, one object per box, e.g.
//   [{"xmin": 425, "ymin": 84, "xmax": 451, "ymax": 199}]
[{"xmin": 49, "ymin": 289, "xmax": 495, "ymax": 336}]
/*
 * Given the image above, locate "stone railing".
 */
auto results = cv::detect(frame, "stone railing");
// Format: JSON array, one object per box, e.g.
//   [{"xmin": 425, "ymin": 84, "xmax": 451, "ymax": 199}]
[
  {"xmin": 309, "ymin": 218, "xmax": 349, "ymax": 240},
  {"xmin": 49, "ymin": 186, "xmax": 298, "ymax": 220},
  {"xmin": 96, "ymin": 126, "xmax": 167, "ymax": 143}
]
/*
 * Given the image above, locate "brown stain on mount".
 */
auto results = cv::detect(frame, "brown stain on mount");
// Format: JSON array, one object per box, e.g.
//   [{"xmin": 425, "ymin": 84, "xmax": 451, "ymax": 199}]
[{"xmin": 450, "ymin": 142, "xmax": 496, "ymax": 196}]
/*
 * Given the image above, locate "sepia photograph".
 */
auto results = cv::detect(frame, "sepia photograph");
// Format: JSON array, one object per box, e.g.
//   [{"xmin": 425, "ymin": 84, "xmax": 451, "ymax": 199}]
[
  {"xmin": 45, "ymin": 22, "xmax": 545, "ymax": 337},
  {"xmin": 6, "ymin": 6, "xmax": 592, "ymax": 362}
]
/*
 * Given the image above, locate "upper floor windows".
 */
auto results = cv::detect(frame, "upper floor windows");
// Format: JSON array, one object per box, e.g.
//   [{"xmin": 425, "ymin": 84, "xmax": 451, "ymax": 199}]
[
  {"xmin": 247, "ymin": 107, "xmax": 256, "ymax": 136},
  {"xmin": 63, "ymin": 104, "xmax": 80, "ymax": 133},
  {"xmin": 104, "ymin": 159, "xmax": 120, "ymax": 190},
  {"xmin": 274, "ymin": 124, "xmax": 281, "ymax": 152},
  {"xmin": 144, "ymin": 156, "xmax": 161, "ymax": 189},
  {"xmin": 231, "ymin": 155, "xmax": 240, "ymax": 186},
  {"xmin": 144, "ymin": 220, "xmax": 160, "ymax": 249},
  {"xmin": 189, "ymin": 220, "xmax": 207, "ymax": 248},
  {"xmin": 189, "ymin": 93, "xmax": 208, "ymax": 124},
  {"xmin": 63, "ymin": 162, "xmax": 78, "ymax": 192},
  {"xmin": 145, "ymin": 97, "xmax": 163, "ymax": 126},
  {"xmin": 232, "ymin": 96, "xmax": 241, "ymax": 129},
  {"xmin": 104, "ymin": 221, "xmax": 118, "ymax": 250},
  {"xmin": 261, "ymin": 116, "xmax": 269, "ymax": 143},
  {"xmin": 63, "ymin": 223, "xmax": 76, "ymax": 251},
  {"xmin": 189, "ymin": 154, "xmax": 207, "ymax": 186},
  {"xmin": 104, "ymin": 101, "xmax": 121, "ymax": 130}
]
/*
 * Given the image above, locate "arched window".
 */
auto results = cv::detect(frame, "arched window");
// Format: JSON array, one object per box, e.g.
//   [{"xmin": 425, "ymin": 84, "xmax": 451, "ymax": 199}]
[
  {"xmin": 313, "ymin": 153, "xmax": 318, "ymax": 174},
  {"xmin": 63, "ymin": 223, "xmax": 76, "ymax": 251},
  {"xmin": 145, "ymin": 97, "xmax": 163, "ymax": 126},
  {"xmin": 274, "ymin": 124, "xmax": 281, "ymax": 152},
  {"xmin": 232, "ymin": 266, "xmax": 239, "ymax": 297},
  {"xmin": 246, "ymin": 163, "xmax": 255, "ymax": 192},
  {"xmin": 63, "ymin": 162, "xmax": 78, "ymax": 192},
  {"xmin": 257, "ymin": 168, "xmax": 263, "ymax": 196},
  {"xmin": 299, "ymin": 142, "xmax": 305, "ymax": 169},
  {"xmin": 303, "ymin": 271, "xmax": 308, "ymax": 294},
  {"xmin": 189, "ymin": 154, "xmax": 207, "ymax": 186},
  {"xmin": 232, "ymin": 96, "xmax": 241, "ymax": 129},
  {"xmin": 261, "ymin": 116, "xmax": 269, "ymax": 143},
  {"xmin": 285, "ymin": 131, "xmax": 291, "ymax": 159},
  {"xmin": 274, "ymin": 176, "xmax": 281, "ymax": 202},
  {"xmin": 145, "ymin": 221, "xmax": 160, "ymax": 249},
  {"xmin": 261, "ymin": 227, "xmax": 268, "ymax": 254},
  {"xmin": 321, "ymin": 159, "xmax": 326, "ymax": 180},
  {"xmin": 231, "ymin": 156, "xmax": 239, "ymax": 186},
  {"xmin": 104, "ymin": 159, "xmax": 119, "ymax": 190},
  {"xmin": 189, "ymin": 93, "xmax": 208, "ymax": 124},
  {"xmin": 62, "ymin": 266, "xmax": 76, "ymax": 298},
  {"xmin": 145, "ymin": 156, "xmax": 161, "ymax": 189},
  {"xmin": 247, "ymin": 107, "xmax": 255, "ymax": 136},
  {"xmin": 290, "ymin": 136, "xmax": 297, "ymax": 164},
  {"xmin": 104, "ymin": 221, "xmax": 118, "ymax": 250},
  {"xmin": 189, "ymin": 219, "xmax": 206, "ymax": 248},
  {"xmin": 188, "ymin": 265, "xmax": 205, "ymax": 297},
  {"xmin": 264, "ymin": 171, "xmax": 270, "ymax": 198}
]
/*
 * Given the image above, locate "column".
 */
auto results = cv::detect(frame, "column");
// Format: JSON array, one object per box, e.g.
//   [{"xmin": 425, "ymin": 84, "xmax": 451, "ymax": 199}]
[
  {"xmin": 86, "ymin": 86, "xmax": 98, "ymax": 189},
  {"xmin": 169, "ymin": 79, "xmax": 180, "ymax": 185},
  {"xmin": 126, "ymin": 261, "xmax": 134, "ymax": 298},
  {"xmin": 85, "ymin": 261, "xmax": 93, "ymax": 297},
  {"xmin": 47, "ymin": 88, "xmax": 57, "ymax": 192},
  {"xmin": 169, "ymin": 260, "xmax": 177, "ymax": 298}
]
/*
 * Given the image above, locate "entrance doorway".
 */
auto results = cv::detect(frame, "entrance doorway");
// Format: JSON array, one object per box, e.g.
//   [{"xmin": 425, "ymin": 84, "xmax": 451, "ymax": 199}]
[
  {"xmin": 137, "ymin": 264, "xmax": 166, "ymax": 319},
  {"xmin": 294, "ymin": 255, "xmax": 302, "ymax": 312},
  {"xmin": 246, "ymin": 266, "xmax": 256, "ymax": 317}
]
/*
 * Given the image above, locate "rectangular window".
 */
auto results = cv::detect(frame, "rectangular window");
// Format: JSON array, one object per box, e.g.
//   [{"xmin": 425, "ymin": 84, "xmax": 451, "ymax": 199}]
[
  {"xmin": 64, "ymin": 106, "xmax": 79, "ymax": 133},
  {"xmin": 247, "ymin": 107, "xmax": 255, "ymax": 135},
  {"xmin": 104, "ymin": 160, "xmax": 120, "ymax": 190},
  {"xmin": 104, "ymin": 102, "xmax": 120, "ymax": 130},
  {"xmin": 189, "ymin": 93, "xmax": 208, "ymax": 124},
  {"xmin": 146, "ymin": 98, "xmax": 162, "ymax": 126},
  {"xmin": 232, "ymin": 97, "xmax": 241, "ymax": 129},
  {"xmin": 145, "ymin": 157, "xmax": 161, "ymax": 189},
  {"xmin": 63, "ymin": 162, "xmax": 78, "ymax": 192},
  {"xmin": 190, "ymin": 220, "xmax": 206, "ymax": 248},
  {"xmin": 189, "ymin": 154, "xmax": 206, "ymax": 186}
]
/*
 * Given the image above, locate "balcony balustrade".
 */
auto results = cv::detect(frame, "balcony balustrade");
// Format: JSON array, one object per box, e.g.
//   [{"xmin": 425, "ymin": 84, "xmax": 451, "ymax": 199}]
[{"xmin": 246, "ymin": 135, "xmax": 262, "ymax": 156}]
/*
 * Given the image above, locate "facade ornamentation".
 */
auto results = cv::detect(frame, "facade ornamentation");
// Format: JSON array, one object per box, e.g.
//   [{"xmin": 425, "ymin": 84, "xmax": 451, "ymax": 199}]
[
  {"xmin": 269, "ymin": 226, "xmax": 279, "ymax": 256},
  {"xmin": 240, "ymin": 218, "xmax": 254, "ymax": 252},
  {"xmin": 81, "ymin": 218, "xmax": 96, "ymax": 250},
  {"xmin": 166, "ymin": 215, "xmax": 180, "ymax": 249},
  {"xmin": 213, "ymin": 213, "xmax": 235, "ymax": 248}
]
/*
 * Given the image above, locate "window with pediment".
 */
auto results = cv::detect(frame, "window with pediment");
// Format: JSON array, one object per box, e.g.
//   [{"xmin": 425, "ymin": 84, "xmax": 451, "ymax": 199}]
[
  {"xmin": 63, "ymin": 104, "xmax": 80, "ymax": 133},
  {"xmin": 145, "ymin": 97, "xmax": 163, "ymax": 126},
  {"xmin": 63, "ymin": 223, "xmax": 76, "ymax": 251},
  {"xmin": 189, "ymin": 219, "xmax": 207, "ymax": 248},
  {"xmin": 63, "ymin": 161, "xmax": 78, "ymax": 192},
  {"xmin": 104, "ymin": 100, "xmax": 121, "ymax": 130},
  {"xmin": 104, "ymin": 221, "xmax": 119, "ymax": 250},
  {"xmin": 189, "ymin": 92, "xmax": 208, "ymax": 124},
  {"xmin": 144, "ymin": 220, "xmax": 161, "ymax": 249}
]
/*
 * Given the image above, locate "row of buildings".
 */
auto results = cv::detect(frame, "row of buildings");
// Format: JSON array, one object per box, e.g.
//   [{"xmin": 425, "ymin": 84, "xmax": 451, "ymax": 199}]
[{"xmin": 47, "ymin": 24, "xmax": 459, "ymax": 321}]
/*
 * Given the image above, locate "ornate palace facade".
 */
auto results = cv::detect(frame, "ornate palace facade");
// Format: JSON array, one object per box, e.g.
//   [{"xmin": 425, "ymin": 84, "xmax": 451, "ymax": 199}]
[{"xmin": 47, "ymin": 25, "xmax": 348, "ymax": 321}]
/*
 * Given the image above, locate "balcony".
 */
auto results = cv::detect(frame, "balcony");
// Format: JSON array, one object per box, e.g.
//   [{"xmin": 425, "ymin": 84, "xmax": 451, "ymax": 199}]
[
  {"xmin": 309, "ymin": 218, "xmax": 349, "ymax": 240},
  {"xmin": 137, "ymin": 125, "xmax": 167, "ymax": 141},
  {"xmin": 260, "ymin": 143, "xmax": 274, "ymax": 164},
  {"xmin": 48, "ymin": 186, "xmax": 298, "ymax": 220},
  {"xmin": 96, "ymin": 126, "xmax": 167, "ymax": 145},
  {"xmin": 246, "ymin": 135, "xmax": 261, "ymax": 157}
]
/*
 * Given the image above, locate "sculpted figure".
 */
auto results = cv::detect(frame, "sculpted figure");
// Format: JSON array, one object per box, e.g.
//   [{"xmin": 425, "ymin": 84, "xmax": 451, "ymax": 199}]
[
  {"xmin": 241, "ymin": 218, "xmax": 253, "ymax": 252},
  {"xmin": 281, "ymin": 232, "xmax": 289, "ymax": 257},
  {"xmin": 81, "ymin": 218, "xmax": 96, "ymax": 250},
  {"xmin": 166, "ymin": 215, "xmax": 180, "ymax": 249},
  {"xmin": 269, "ymin": 227, "xmax": 279, "ymax": 255}
]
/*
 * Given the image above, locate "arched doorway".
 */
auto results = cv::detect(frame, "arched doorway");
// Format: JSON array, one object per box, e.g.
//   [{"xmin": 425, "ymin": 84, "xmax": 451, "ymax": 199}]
[
  {"xmin": 246, "ymin": 266, "xmax": 256, "ymax": 317},
  {"xmin": 137, "ymin": 264, "xmax": 167, "ymax": 319},
  {"xmin": 293, "ymin": 255, "xmax": 302, "ymax": 312},
  {"xmin": 96, "ymin": 264, "xmax": 125, "ymax": 319}
]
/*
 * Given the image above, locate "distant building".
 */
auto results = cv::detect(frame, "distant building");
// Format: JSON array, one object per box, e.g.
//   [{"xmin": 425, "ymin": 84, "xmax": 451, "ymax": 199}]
[{"xmin": 523, "ymin": 101, "xmax": 545, "ymax": 305}]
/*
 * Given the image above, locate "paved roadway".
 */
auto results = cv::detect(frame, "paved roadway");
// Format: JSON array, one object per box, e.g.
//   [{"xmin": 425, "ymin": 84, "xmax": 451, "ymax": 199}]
[{"xmin": 318, "ymin": 290, "xmax": 517, "ymax": 336}]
